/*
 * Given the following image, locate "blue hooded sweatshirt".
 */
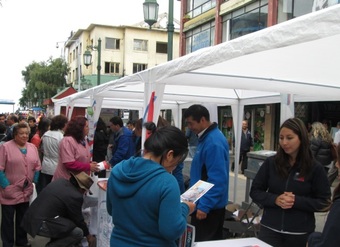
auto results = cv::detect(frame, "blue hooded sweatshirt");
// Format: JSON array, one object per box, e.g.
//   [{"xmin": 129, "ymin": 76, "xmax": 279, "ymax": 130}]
[{"xmin": 107, "ymin": 157, "xmax": 190, "ymax": 247}]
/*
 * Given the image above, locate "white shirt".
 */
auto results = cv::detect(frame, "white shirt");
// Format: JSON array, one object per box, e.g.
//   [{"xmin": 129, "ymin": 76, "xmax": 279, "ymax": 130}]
[
  {"xmin": 334, "ymin": 129, "xmax": 340, "ymax": 145},
  {"xmin": 41, "ymin": 130, "xmax": 64, "ymax": 175}
]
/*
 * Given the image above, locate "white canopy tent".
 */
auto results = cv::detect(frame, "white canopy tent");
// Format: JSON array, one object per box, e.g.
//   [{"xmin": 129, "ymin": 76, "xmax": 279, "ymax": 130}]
[{"xmin": 54, "ymin": 5, "xmax": 340, "ymax": 202}]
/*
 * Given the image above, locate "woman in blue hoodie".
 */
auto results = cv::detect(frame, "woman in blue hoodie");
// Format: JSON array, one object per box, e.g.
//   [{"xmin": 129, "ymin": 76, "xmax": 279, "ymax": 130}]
[{"xmin": 107, "ymin": 126, "xmax": 196, "ymax": 247}]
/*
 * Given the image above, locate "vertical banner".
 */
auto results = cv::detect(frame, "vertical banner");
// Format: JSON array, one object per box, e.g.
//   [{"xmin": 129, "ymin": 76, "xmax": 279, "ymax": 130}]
[
  {"xmin": 147, "ymin": 91, "xmax": 155, "ymax": 122},
  {"xmin": 86, "ymin": 99, "xmax": 96, "ymax": 159},
  {"xmin": 86, "ymin": 96, "xmax": 104, "ymax": 159},
  {"xmin": 66, "ymin": 101, "xmax": 75, "ymax": 120},
  {"xmin": 143, "ymin": 91, "xmax": 156, "ymax": 139}
]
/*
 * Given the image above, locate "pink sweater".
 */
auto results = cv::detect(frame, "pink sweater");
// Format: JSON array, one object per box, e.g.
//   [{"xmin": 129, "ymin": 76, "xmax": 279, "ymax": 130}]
[
  {"xmin": 0, "ymin": 140, "xmax": 41, "ymax": 205},
  {"xmin": 52, "ymin": 136, "xmax": 91, "ymax": 180}
]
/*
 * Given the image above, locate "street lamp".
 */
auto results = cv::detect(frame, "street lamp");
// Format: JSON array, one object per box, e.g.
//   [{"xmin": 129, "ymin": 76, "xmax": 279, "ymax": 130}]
[
  {"xmin": 83, "ymin": 38, "xmax": 102, "ymax": 86},
  {"xmin": 143, "ymin": 0, "xmax": 159, "ymax": 27},
  {"xmin": 143, "ymin": 0, "xmax": 174, "ymax": 61}
]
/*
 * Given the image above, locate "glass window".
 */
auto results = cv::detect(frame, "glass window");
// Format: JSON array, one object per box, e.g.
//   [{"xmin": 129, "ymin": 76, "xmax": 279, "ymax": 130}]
[
  {"xmin": 156, "ymin": 42, "xmax": 167, "ymax": 54},
  {"xmin": 133, "ymin": 63, "xmax": 148, "ymax": 73},
  {"xmin": 133, "ymin": 39, "xmax": 148, "ymax": 51},
  {"xmin": 185, "ymin": 20, "xmax": 215, "ymax": 54},
  {"xmin": 278, "ymin": 0, "xmax": 314, "ymax": 23},
  {"xmin": 222, "ymin": 0, "xmax": 268, "ymax": 42},
  {"xmin": 105, "ymin": 38, "xmax": 120, "ymax": 50},
  {"xmin": 104, "ymin": 62, "xmax": 120, "ymax": 74},
  {"xmin": 186, "ymin": 0, "xmax": 216, "ymax": 18}
]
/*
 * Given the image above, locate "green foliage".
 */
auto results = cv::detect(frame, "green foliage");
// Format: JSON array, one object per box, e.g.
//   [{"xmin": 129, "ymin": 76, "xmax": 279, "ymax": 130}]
[{"xmin": 19, "ymin": 57, "xmax": 69, "ymax": 108}]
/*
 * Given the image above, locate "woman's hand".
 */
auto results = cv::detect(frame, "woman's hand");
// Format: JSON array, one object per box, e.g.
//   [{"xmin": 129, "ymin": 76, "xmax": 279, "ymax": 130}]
[
  {"xmin": 90, "ymin": 162, "xmax": 100, "ymax": 173},
  {"xmin": 182, "ymin": 201, "xmax": 196, "ymax": 215},
  {"xmin": 275, "ymin": 192, "xmax": 295, "ymax": 209}
]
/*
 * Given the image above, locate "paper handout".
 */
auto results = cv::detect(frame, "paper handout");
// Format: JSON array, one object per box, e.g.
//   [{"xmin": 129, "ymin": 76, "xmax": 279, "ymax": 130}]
[
  {"xmin": 98, "ymin": 160, "xmax": 110, "ymax": 171},
  {"xmin": 181, "ymin": 180, "xmax": 214, "ymax": 203}
]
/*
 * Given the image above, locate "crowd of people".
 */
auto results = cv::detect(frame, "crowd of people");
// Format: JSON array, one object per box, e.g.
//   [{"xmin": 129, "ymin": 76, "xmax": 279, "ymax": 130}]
[{"xmin": 0, "ymin": 109, "xmax": 340, "ymax": 247}]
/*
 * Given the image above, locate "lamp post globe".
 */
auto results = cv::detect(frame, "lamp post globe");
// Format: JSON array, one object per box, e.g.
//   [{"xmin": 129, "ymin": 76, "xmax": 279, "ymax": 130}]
[
  {"xmin": 143, "ymin": 0, "xmax": 159, "ymax": 27},
  {"xmin": 83, "ymin": 50, "xmax": 92, "ymax": 68}
]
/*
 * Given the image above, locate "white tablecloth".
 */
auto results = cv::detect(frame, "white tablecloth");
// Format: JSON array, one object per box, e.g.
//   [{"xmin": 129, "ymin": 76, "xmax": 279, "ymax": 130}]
[{"xmin": 195, "ymin": 237, "xmax": 272, "ymax": 246}]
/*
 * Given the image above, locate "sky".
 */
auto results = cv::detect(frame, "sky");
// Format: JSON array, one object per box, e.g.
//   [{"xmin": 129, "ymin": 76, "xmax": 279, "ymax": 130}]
[{"xmin": 0, "ymin": 0, "xmax": 181, "ymax": 113}]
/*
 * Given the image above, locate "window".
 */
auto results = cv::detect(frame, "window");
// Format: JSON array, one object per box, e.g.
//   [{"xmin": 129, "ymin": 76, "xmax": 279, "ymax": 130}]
[
  {"xmin": 222, "ymin": 0, "xmax": 268, "ymax": 41},
  {"xmin": 133, "ymin": 39, "xmax": 148, "ymax": 51},
  {"xmin": 186, "ymin": 0, "xmax": 216, "ymax": 18},
  {"xmin": 156, "ymin": 42, "xmax": 167, "ymax": 54},
  {"xmin": 106, "ymin": 38, "xmax": 120, "ymax": 50},
  {"xmin": 105, "ymin": 62, "xmax": 120, "ymax": 74},
  {"xmin": 133, "ymin": 63, "xmax": 147, "ymax": 73},
  {"xmin": 277, "ymin": 0, "xmax": 317, "ymax": 23},
  {"xmin": 185, "ymin": 21, "xmax": 215, "ymax": 54}
]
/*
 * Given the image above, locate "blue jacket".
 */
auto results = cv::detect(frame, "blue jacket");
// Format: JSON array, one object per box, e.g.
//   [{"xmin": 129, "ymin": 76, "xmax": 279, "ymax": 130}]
[
  {"xmin": 107, "ymin": 157, "xmax": 190, "ymax": 247},
  {"xmin": 250, "ymin": 156, "xmax": 331, "ymax": 233},
  {"xmin": 109, "ymin": 126, "xmax": 135, "ymax": 167},
  {"xmin": 190, "ymin": 123, "xmax": 229, "ymax": 213}
]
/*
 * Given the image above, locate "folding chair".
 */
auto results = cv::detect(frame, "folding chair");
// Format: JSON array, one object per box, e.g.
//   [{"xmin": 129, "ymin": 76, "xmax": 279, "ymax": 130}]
[{"xmin": 223, "ymin": 201, "xmax": 262, "ymax": 238}]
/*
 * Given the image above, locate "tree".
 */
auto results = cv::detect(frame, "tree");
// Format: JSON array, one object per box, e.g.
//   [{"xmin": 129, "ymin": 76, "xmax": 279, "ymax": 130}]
[{"xmin": 20, "ymin": 57, "xmax": 69, "ymax": 109}]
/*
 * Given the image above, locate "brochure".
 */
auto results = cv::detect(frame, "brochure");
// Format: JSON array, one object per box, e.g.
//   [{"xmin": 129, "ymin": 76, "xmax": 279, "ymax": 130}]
[
  {"xmin": 98, "ymin": 160, "xmax": 110, "ymax": 171},
  {"xmin": 180, "ymin": 180, "xmax": 214, "ymax": 203},
  {"xmin": 178, "ymin": 224, "xmax": 195, "ymax": 247}
]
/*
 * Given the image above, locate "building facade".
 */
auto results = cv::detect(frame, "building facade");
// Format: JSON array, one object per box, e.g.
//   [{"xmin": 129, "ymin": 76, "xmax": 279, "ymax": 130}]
[
  {"xmin": 178, "ymin": 0, "xmax": 339, "ymax": 151},
  {"xmin": 64, "ymin": 16, "xmax": 180, "ymax": 91}
]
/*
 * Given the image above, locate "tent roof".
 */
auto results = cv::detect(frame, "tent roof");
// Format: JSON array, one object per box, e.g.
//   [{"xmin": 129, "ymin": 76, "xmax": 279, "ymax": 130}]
[
  {"xmin": 54, "ymin": 5, "xmax": 340, "ymax": 108},
  {"xmin": 53, "ymin": 5, "xmax": 340, "ymax": 203}
]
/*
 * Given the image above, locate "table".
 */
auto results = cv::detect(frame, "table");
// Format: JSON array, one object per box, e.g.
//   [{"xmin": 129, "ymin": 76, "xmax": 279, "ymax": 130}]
[{"xmin": 196, "ymin": 237, "xmax": 272, "ymax": 246}]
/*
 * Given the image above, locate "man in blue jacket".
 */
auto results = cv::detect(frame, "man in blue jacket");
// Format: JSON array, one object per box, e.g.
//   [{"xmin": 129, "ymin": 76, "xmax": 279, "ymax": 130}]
[
  {"xmin": 184, "ymin": 104, "xmax": 229, "ymax": 242},
  {"xmin": 109, "ymin": 116, "xmax": 135, "ymax": 167}
]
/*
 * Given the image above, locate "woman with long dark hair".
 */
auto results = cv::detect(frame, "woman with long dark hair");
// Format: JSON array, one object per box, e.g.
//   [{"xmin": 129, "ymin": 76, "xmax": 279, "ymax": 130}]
[
  {"xmin": 93, "ymin": 117, "xmax": 109, "ymax": 178},
  {"xmin": 250, "ymin": 118, "xmax": 331, "ymax": 247}
]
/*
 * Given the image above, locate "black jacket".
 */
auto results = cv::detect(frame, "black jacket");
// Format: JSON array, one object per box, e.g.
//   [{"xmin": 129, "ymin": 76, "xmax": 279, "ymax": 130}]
[
  {"xmin": 21, "ymin": 179, "xmax": 89, "ymax": 237},
  {"xmin": 250, "ymin": 156, "xmax": 331, "ymax": 233},
  {"xmin": 308, "ymin": 196, "xmax": 340, "ymax": 246},
  {"xmin": 310, "ymin": 137, "xmax": 333, "ymax": 166}
]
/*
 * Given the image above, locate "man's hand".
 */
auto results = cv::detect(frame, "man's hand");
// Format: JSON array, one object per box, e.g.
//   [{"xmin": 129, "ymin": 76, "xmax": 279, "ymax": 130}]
[
  {"xmin": 196, "ymin": 209, "xmax": 207, "ymax": 220},
  {"xmin": 86, "ymin": 234, "xmax": 96, "ymax": 247}
]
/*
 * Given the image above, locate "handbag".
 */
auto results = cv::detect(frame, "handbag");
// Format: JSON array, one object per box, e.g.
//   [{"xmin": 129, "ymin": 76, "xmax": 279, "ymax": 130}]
[{"xmin": 42, "ymin": 216, "xmax": 77, "ymax": 238}]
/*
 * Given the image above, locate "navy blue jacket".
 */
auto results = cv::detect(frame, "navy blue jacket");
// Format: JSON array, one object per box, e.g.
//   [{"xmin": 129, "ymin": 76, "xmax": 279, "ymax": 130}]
[
  {"xmin": 250, "ymin": 156, "xmax": 331, "ymax": 233},
  {"xmin": 308, "ymin": 196, "xmax": 340, "ymax": 246},
  {"xmin": 110, "ymin": 126, "xmax": 135, "ymax": 167}
]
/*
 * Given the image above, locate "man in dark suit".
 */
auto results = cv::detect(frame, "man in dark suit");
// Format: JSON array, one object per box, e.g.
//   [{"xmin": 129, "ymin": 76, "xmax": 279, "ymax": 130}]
[{"xmin": 231, "ymin": 120, "xmax": 253, "ymax": 174}]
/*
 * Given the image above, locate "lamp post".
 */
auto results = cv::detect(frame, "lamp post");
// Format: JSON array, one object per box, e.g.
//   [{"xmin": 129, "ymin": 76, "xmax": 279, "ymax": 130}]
[
  {"xmin": 143, "ymin": 0, "xmax": 174, "ymax": 61},
  {"xmin": 83, "ymin": 38, "xmax": 102, "ymax": 86}
]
